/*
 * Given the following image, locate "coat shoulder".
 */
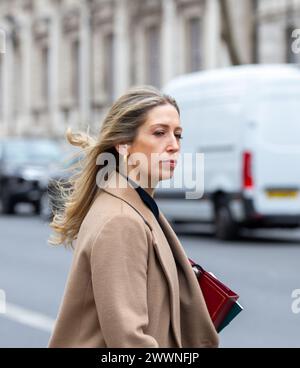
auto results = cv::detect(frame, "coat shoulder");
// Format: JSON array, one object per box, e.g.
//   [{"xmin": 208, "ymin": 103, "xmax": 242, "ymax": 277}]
[
  {"xmin": 87, "ymin": 189, "xmax": 146, "ymax": 227},
  {"xmin": 74, "ymin": 189, "xmax": 150, "ymax": 253}
]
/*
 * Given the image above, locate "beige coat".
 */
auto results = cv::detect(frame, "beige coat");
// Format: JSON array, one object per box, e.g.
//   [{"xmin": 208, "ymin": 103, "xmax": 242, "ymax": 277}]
[{"xmin": 48, "ymin": 170, "xmax": 219, "ymax": 348}]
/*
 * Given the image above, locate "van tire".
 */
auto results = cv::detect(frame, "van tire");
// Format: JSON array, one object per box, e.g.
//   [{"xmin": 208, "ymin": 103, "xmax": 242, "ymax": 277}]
[{"xmin": 215, "ymin": 204, "xmax": 239, "ymax": 240}]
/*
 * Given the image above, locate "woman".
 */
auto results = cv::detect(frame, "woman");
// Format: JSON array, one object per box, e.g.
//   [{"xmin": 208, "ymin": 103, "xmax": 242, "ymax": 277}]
[{"xmin": 48, "ymin": 86, "xmax": 219, "ymax": 348}]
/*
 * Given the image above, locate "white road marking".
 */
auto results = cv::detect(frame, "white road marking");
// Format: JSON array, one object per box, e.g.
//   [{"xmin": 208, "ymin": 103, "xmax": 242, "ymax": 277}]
[{"xmin": 1, "ymin": 302, "xmax": 55, "ymax": 333}]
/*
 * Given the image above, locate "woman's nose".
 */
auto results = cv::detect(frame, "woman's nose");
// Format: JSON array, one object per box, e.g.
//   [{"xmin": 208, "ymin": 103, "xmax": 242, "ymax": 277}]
[{"xmin": 166, "ymin": 134, "xmax": 180, "ymax": 152}]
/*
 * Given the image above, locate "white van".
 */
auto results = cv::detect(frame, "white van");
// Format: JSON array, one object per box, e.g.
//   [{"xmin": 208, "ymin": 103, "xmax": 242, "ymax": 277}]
[{"xmin": 155, "ymin": 64, "xmax": 300, "ymax": 240}]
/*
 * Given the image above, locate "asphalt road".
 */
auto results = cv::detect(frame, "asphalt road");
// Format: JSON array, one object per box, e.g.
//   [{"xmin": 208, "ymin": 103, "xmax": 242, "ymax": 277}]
[{"xmin": 0, "ymin": 211, "xmax": 299, "ymax": 348}]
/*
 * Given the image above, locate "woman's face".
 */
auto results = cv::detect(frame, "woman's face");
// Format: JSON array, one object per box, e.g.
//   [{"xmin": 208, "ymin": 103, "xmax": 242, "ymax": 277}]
[{"xmin": 126, "ymin": 103, "xmax": 182, "ymax": 187}]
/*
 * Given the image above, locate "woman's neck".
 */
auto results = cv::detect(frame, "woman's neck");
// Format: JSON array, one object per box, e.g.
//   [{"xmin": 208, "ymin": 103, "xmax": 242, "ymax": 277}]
[{"xmin": 122, "ymin": 169, "xmax": 156, "ymax": 198}]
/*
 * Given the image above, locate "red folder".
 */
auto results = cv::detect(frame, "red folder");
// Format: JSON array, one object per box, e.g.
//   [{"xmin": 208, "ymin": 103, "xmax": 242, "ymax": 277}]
[{"xmin": 188, "ymin": 258, "xmax": 239, "ymax": 331}]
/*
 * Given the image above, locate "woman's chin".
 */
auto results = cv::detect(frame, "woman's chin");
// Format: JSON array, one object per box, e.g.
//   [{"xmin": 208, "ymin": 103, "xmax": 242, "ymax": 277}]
[{"xmin": 159, "ymin": 169, "xmax": 175, "ymax": 181}]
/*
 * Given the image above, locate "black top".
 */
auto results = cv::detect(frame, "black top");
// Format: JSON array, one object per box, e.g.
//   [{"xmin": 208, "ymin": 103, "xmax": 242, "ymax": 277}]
[
  {"xmin": 134, "ymin": 184, "xmax": 160, "ymax": 221},
  {"xmin": 119, "ymin": 172, "xmax": 160, "ymax": 221}
]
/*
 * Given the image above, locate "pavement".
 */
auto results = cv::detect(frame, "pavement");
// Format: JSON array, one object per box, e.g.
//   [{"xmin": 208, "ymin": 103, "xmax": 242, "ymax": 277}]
[{"xmin": 0, "ymin": 211, "xmax": 299, "ymax": 348}]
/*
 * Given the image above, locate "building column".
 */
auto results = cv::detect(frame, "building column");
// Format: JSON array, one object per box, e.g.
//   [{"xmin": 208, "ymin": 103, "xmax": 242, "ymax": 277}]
[
  {"xmin": 18, "ymin": 15, "xmax": 32, "ymax": 135},
  {"xmin": 177, "ymin": 8, "xmax": 187, "ymax": 75},
  {"xmin": 203, "ymin": 0, "xmax": 220, "ymax": 69},
  {"xmin": 161, "ymin": 0, "xmax": 177, "ymax": 86},
  {"xmin": 79, "ymin": 1, "xmax": 92, "ymax": 130},
  {"xmin": 135, "ymin": 21, "xmax": 145, "ymax": 85},
  {"xmin": 49, "ymin": 9, "xmax": 63, "ymax": 137},
  {"xmin": 0, "ymin": 30, "xmax": 5, "ymax": 134},
  {"xmin": 113, "ymin": 0, "xmax": 130, "ymax": 99},
  {"xmin": 1, "ymin": 21, "xmax": 13, "ymax": 136}
]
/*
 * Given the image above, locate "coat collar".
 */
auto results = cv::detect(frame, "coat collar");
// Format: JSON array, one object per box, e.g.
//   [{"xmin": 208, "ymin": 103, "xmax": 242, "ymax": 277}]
[
  {"xmin": 100, "ymin": 169, "xmax": 158, "ymax": 231},
  {"xmin": 118, "ymin": 171, "xmax": 160, "ymax": 221}
]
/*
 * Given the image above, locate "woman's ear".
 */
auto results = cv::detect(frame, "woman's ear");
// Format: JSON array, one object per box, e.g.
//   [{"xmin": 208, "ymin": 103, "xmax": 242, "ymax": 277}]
[{"xmin": 115, "ymin": 144, "xmax": 129, "ymax": 156}]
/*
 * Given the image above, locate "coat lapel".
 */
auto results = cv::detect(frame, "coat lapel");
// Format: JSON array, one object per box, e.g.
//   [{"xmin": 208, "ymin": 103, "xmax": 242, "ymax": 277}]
[
  {"xmin": 100, "ymin": 170, "xmax": 182, "ymax": 347},
  {"xmin": 158, "ymin": 211, "xmax": 218, "ymax": 347},
  {"xmin": 149, "ymin": 217, "xmax": 182, "ymax": 347}
]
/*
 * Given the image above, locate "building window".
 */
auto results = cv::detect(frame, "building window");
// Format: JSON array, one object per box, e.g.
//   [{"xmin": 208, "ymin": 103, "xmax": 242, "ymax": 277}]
[
  {"xmin": 145, "ymin": 24, "xmax": 161, "ymax": 87},
  {"xmin": 103, "ymin": 32, "xmax": 114, "ymax": 102},
  {"xmin": 71, "ymin": 39, "xmax": 80, "ymax": 104},
  {"xmin": 41, "ymin": 45, "xmax": 49, "ymax": 107},
  {"xmin": 186, "ymin": 17, "xmax": 202, "ymax": 72}
]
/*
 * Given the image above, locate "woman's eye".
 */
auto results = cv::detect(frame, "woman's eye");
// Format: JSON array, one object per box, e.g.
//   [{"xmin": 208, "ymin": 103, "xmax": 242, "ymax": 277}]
[{"xmin": 154, "ymin": 131, "xmax": 183, "ymax": 139}]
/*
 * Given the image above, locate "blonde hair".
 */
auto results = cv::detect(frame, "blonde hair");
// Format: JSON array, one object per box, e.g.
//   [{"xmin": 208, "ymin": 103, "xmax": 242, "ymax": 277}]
[{"xmin": 48, "ymin": 85, "xmax": 180, "ymax": 247}]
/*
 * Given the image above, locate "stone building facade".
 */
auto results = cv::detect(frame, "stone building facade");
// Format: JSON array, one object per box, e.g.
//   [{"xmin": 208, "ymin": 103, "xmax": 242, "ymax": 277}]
[
  {"xmin": 257, "ymin": 0, "xmax": 300, "ymax": 64},
  {"xmin": 0, "ymin": 0, "xmax": 299, "ymax": 138}
]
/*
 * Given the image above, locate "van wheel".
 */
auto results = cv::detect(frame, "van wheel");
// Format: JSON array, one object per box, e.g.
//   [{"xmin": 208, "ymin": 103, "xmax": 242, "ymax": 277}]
[{"xmin": 215, "ymin": 205, "xmax": 239, "ymax": 240}]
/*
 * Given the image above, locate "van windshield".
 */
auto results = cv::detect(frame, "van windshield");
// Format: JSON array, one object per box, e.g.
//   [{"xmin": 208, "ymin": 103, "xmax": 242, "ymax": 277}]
[{"xmin": 257, "ymin": 95, "xmax": 300, "ymax": 147}]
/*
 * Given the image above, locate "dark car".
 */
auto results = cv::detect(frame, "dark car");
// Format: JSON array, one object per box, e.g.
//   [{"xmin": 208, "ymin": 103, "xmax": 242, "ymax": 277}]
[{"xmin": 0, "ymin": 137, "xmax": 62, "ymax": 214}]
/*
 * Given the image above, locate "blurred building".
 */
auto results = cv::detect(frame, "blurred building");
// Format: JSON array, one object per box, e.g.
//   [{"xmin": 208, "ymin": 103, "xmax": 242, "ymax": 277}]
[
  {"xmin": 0, "ymin": 0, "xmax": 299, "ymax": 138},
  {"xmin": 257, "ymin": 0, "xmax": 300, "ymax": 64}
]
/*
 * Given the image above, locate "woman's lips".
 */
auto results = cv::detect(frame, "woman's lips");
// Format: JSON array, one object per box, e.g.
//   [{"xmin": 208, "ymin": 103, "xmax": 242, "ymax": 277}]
[{"xmin": 161, "ymin": 160, "xmax": 177, "ymax": 168}]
